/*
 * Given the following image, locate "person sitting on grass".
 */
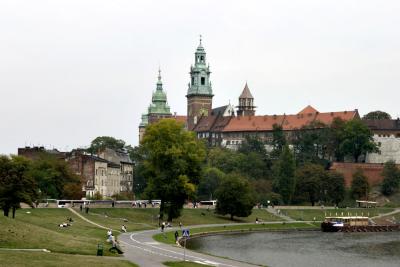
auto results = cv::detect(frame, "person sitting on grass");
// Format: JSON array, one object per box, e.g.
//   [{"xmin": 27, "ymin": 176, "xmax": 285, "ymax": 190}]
[
  {"xmin": 109, "ymin": 235, "xmax": 123, "ymax": 254},
  {"xmin": 121, "ymin": 224, "xmax": 127, "ymax": 233}
]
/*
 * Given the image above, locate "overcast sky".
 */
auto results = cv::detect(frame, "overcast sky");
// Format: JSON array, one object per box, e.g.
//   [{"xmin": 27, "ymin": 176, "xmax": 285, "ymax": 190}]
[{"xmin": 1, "ymin": 0, "xmax": 399, "ymax": 154}]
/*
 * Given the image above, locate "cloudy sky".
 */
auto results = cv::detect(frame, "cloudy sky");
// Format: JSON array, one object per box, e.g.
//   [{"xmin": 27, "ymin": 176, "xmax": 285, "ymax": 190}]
[{"xmin": 1, "ymin": 0, "xmax": 399, "ymax": 154}]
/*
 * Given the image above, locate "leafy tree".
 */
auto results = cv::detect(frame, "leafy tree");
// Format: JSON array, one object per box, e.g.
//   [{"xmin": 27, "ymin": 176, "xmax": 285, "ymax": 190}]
[
  {"xmin": 141, "ymin": 119, "xmax": 206, "ymax": 221},
  {"xmin": 0, "ymin": 156, "xmax": 38, "ymax": 218},
  {"xmin": 215, "ymin": 174, "xmax": 255, "ymax": 220},
  {"xmin": 272, "ymin": 145, "xmax": 296, "ymax": 204},
  {"xmin": 238, "ymin": 135, "xmax": 267, "ymax": 156},
  {"xmin": 197, "ymin": 167, "xmax": 224, "ymax": 201},
  {"xmin": 381, "ymin": 160, "xmax": 400, "ymax": 196},
  {"xmin": 350, "ymin": 169, "xmax": 370, "ymax": 200},
  {"xmin": 322, "ymin": 171, "xmax": 346, "ymax": 206},
  {"xmin": 294, "ymin": 164, "xmax": 326, "ymax": 206},
  {"xmin": 29, "ymin": 155, "xmax": 81, "ymax": 199},
  {"xmin": 293, "ymin": 121, "xmax": 330, "ymax": 166},
  {"xmin": 250, "ymin": 179, "xmax": 273, "ymax": 205},
  {"xmin": 87, "ymin": 136, "xmax": 126, "ymax": 154},
  {"xmin": 339, "ymin": 120, "xmax": 380, "ymax": 162},
  {"xmin": 270, "ymin": 124, "xmax": 287, "ymax": 159},
  {"xmin": 207, "ymin": 147, "xmax": 242, "ymax": 174},
  {"xmin": 326, "ymin": 117, "xmax": 346, "ymax": 162},
  {"xmin": 363, "ymin": 111, "xmax": 392, "ymax": 120}
]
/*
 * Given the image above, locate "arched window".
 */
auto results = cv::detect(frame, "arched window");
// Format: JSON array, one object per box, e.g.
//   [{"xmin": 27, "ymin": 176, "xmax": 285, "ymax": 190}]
[{"xmin": 201, "ymin": 77, "xmax": 205, "ymax": 85}]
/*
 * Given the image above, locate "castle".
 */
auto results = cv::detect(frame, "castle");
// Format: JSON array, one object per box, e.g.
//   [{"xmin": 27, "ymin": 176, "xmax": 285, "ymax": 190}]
[{"xmin": 138, "ymin": 38, "xmax": 361, "ymax": 149}]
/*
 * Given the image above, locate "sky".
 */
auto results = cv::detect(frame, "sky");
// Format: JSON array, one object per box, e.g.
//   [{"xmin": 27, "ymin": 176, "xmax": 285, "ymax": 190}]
[{"xmin": 1, "ymin": 0, "xmax": 400, "ymax": 154}]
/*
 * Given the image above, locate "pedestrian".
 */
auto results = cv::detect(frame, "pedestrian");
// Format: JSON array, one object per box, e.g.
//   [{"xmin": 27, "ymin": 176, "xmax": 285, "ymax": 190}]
[
  {"xmin": 80, "ymin": 204, "xmax": 82, "ymax": 212},
  {"xmin": 107, "ymin": 229, "xmax": 113, "ymax": 242},
  {"xmin": 174, "ymin": 231, "xmax": 179, "ymax": 243},
  {"xmin": 112, "ymin": 201, "xmax": 115, "ymax": 208},
  {"xmin": 256, "ymin": 217, "xmax": 259, "ymax": 224},
  {"xmin": 161, "ymin": 222, "xmax": 165, "ymax": 232},
  {"xmin": 85, "ymin": 207, "xmax": 89, "ymax": 214},
  {"xmin": 121, "ymin": 225, "xmax": 127, "ymax": 233},
  {"xmin": 179, "ymin": 222, "xmax": 182, "ymax": 228}
]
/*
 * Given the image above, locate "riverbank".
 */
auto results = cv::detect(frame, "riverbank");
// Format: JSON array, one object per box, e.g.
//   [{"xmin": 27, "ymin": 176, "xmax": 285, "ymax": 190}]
[{"xmin": 153, "ymin": 222, "xmax": 319, "ymax": 245}]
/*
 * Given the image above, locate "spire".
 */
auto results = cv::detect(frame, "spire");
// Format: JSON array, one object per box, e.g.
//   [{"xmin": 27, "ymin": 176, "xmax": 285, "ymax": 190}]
[
  {"xmin": 199, "ymin": 34, "xmax": 202, "ymax": 45},
  {"xmin": 239, "ymin": 82, "xmax": 254, "ymax": 99},
  {"xmin": 156, "ymin": 68, "xmax": 162, "ymax": 90}
]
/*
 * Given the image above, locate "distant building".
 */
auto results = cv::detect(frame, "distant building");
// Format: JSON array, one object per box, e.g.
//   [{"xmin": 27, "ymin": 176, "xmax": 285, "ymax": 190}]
[
  {"xmin": 18, "ymin": 146, "xmax": 66, "ymax": 161},
  {"xmin": 97, "ymin": 148, "xmax": 134, "ymax": 193},
  {"xmin": 364, "ymin": 119, "xmax": 400, "ymax": 164}
]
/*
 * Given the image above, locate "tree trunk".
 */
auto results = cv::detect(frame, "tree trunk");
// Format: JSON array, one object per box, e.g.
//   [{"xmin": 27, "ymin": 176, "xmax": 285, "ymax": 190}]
[
  {"xmin": 230, "ymin": 214, "xmax": 234, "ymax": 220},
  {"xmin": 3, "ymin": 207, "xmax": 9, "ymax": 217},
  {"xmin": 12, "ymin": 207, "xmax": 16, "ymax": 219},
  {"xmin": 159, "ymin": 199, "xmax": 165, "ymax": 223}
]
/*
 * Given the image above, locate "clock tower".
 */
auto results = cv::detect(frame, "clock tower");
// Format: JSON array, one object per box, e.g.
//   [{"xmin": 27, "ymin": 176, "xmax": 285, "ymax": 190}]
[{"xmin": 186, "ymin": 36, "xmax": 214, "ymax": 130}]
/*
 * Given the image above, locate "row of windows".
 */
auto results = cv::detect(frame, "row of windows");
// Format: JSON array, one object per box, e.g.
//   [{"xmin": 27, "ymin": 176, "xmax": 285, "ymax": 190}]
[{"xmin": 377, "ymin": 134, "xmax": 400, "ymax": 138}]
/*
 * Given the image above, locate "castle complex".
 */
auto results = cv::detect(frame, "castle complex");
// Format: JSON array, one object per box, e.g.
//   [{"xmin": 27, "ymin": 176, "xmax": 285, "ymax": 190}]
[{"xmin": 138, "ymin": 39, "xmax": 400, "ymax": 166}]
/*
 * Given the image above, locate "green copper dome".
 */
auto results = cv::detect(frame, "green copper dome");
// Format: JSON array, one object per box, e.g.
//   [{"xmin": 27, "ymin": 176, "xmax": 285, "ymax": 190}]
[{"xmin": 147, "ymin": 69, "xmax": 171, "ymax": 115}]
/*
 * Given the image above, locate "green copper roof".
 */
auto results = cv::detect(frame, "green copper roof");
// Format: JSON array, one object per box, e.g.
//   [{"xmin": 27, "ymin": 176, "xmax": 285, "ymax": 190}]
[
  {"xmin": 148, "ymin": 69, "xmax": 171, "ymax": 115},
  {"xmin": 187, "ymin": 37, "xmax": 213, "ymax": 96}
]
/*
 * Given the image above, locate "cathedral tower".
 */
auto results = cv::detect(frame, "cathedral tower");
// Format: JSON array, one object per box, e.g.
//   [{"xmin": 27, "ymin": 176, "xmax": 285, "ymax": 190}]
[
  {"xmin": 237, "ymin": 82, "xmax": 256, "ymax": 116},
  {"xmin": 147, "ymin": 69, "xmax": 172, "ymax": 124},
  {"xmin": 186, "ymin": 36, "xmax": 213, "ymax": 130}
]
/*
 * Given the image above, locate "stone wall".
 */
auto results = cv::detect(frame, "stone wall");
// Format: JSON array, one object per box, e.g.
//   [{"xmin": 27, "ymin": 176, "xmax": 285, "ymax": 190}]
[
  {"xmin": 366, "ymin": 135, "xmax": 400, "ymax": 164},
  {"xmin": 330, "ymin": 162, "xmax": 387, "ymax": 187}
]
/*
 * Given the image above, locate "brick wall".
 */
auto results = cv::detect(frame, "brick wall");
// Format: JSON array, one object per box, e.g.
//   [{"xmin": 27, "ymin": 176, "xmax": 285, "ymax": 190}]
[{"xmin": 330, "ymin": 162, "xmax": 388, "ymax": 187}]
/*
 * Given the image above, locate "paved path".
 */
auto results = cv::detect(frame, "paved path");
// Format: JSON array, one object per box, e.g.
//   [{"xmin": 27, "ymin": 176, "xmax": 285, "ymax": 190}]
[
  {"xmin": 266, "ymin": 207, "xmax": 295, "ymax": 222},
  {"xmin": 371, "ymin": 208, "xmax": 400, "ymax": 219}
]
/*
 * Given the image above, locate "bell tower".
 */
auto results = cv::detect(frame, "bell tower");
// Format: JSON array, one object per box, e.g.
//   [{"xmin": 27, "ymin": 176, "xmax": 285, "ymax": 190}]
[{"xmin": 186, "ymin": 35, "xmax": 213, "ymax": 130}]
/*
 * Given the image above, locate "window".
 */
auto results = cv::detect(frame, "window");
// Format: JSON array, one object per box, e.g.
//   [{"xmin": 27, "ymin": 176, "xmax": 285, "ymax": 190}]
[
  {"xmin": 201, "ymin": 77, "xmax": 205, "ymax": 85},
  {"xmin": 200, "ymin": 56, "xmax": 204, "ymax": 61},
  {"xmin": 191, "ymin": 77, "xmax": 194, "ymax": 85}
]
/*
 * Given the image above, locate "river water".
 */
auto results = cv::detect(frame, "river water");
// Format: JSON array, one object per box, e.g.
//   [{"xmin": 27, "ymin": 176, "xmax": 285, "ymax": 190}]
[{"xmin": 186, "ymin": 231, "xmax": 400, "ymax": 267}]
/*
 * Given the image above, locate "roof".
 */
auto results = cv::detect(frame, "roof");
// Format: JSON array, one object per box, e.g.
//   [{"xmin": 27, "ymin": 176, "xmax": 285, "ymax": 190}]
[
  {"xmin": 222, "ymin": 108, "xmax": 358, "ymax": 132},
  {"xmin": 239, "ymin": 83, "xmax": 254, "ymax": 99},
  {"xmin": 298, "ymin": 105, "xmax": 318, "ymax": 114},
  {"xmin": 172, "ymin": 115, "xmax": 187, "ymax": 124},
  {"xmin": 363, "ymin": 119, "xmax": 400, "ymax": 130},
  {"xmin": 211, "ymin": 105, "xmax": 228, "ymax": 116},
  {"xmin": 193, "ymin": 115, "xmax": 232, "ymax": 132}
]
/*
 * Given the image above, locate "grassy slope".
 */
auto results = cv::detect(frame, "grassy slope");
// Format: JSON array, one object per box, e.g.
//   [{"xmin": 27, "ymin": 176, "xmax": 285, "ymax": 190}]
[
  {"xmin": 154, "ymin": 222, "xmax": 318, "ymax": 245},
  {"xmin": 0, "ymin": 251, "xmax": 137, "ymax": 267},
  {"xmin": 82, "ymin": 208, "xmax": 281, "ymax": 231},
  {"xmin": 281, "ymin": 208, "xmax": 394, "ymax": 221},
  {"xmin": 0, "ymin": 209, "xmax": 117, "ymax": 256}
]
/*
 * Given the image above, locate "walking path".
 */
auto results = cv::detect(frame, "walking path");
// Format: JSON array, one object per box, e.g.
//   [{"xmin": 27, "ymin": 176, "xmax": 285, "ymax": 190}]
[
  {"xmin": 266, "ymin": 207, "xmax": 295, "ymax": 222},
  {"xmin": 371, "ymin": 208, "xmax": 400, "ymax": 219},
  {"xmin": 67, "ymin": 208, "xmax": 315, "ymax": 266}
]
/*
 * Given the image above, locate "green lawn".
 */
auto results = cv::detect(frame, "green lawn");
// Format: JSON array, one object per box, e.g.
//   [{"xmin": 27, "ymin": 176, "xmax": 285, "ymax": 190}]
[
  {"xmin": 0, "ymin": 209, "xmax": 118, "ymax": 256},
  {"xmin": 281, "ymin": 208, "xmax": 394, "ymax": 221},
  {"xmin": 153, "ymin": 222, "xmax": 318, "ymax": 245},
  {"xmin": 0, "ymin": 251, "xmax": 137, "ymax": 267},
  {"xmin": 164, "ymin": 261, "xmax": 212, "ymax": 267},
  {"xmin": 80, "ymin": 208, "xmax": 281, "ymax": 231}
]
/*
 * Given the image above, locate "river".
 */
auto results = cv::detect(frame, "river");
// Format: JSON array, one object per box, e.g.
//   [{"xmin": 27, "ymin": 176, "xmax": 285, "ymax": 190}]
[{"xmin": 186, "ymin": 231, "xmax": 400, "ymax": 267}]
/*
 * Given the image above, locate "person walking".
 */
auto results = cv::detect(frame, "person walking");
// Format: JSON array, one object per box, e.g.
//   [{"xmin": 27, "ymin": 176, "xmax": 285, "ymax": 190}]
[
  {"xmin": 161, "ymin": 222, "xmax": 165, "ymax": 232},
  {"xmin": 174, "ymin": 231, "xmax": 179, "ymax": 243}
]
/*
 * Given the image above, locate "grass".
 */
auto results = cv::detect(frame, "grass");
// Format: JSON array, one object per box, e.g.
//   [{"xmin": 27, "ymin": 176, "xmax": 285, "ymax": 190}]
[
  {"xmin": 153, "ymin": 222, "xmax": 318, "ymax": 245},
  {"xmin": 81, "ymin": 208, "xmax": 281, "ymax": 231},
  {"xmin": 163, "ymin": 261, "xmax": 213, "ymax": 267},
  {"xmin": 281, "ymin": 208, "xmax": 394, "ymax": 221},
  {"xmin": 0, "ymin": 209, "xmax": 120, "ymax": 256},
  {"xmin": 0, "ymin": 251, "xmax": 137, "ymax": 267}
]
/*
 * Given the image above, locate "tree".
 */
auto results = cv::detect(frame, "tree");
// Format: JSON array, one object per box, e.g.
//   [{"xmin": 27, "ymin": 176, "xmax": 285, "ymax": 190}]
[
  {"xmin": 293, "ymin": 121, "xmax": 330, "ymax": 166},
  {"xmin": 326, "ymin": 117, "xmax": 346, "ymax": 162},
  {"xmin": 350, "ymin": 169, "xmax": 370, "ymax": 200},
  {"xmin": 270, "ymin": 124, "xmax": 286, "ymax": 159},
  {"xmin": 294, "ymin": 164, "xmax": 326, "ymax": 206},
  {"xmin": 87, "ymin": 136, "xmax": 126, "ymax": 154},
  {"xmin": 363, "ymin": 111, "xmax": 392, "ymax": 120},
  {"xmin": 29, "ymin": 155, "xmax": 81, "ymax": 200},
  {"xmin": 197, "ymin": 167, "xmax": 224, "ymax": 201},
  {"xmin": 215, "ymin": 174, "xmax": 255, "ymax": 220},
  {"xmin": 339, "ymin": 120, "xmax": 380, "ymax": 162},
  {"xmin": 0, "ymin": 156, "xmax": 38, "ymax": 218},
  {"xmin": 272, "ymin": 145, "xmax": 296, "ymax": 204},
  {"xmin": 322, "ymin": 171, "xmax": 346, "ymax": 206},
  {"xmin": 381, "ymin": 160, "xmax": 400, "ymax": 196},
  {"xmin": 140, "ymin": 119, "xmax": 206, "ymax": 221}
]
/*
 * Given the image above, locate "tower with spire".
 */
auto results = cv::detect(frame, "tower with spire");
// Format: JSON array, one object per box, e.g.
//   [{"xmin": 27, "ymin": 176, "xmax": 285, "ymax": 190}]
[
  {"xmin": 186, "ymin": 35, "xmax": 214, "ymax": 130},
  {"xmin": 139, "ymin": 69, "xmax": 172, "ymax": 142},
  {"xmin": 237, "ymin": 82, "xmax": 256, "ymax": 116}
]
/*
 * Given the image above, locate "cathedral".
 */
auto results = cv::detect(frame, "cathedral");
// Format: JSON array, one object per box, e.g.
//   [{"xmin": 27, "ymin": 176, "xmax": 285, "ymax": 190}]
[{"xmin": 139, "ymin": 38, "xmax": 359, "ymax": 148}]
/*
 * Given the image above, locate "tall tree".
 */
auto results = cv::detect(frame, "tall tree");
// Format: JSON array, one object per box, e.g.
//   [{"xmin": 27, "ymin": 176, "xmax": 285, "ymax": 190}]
[
  {"xmin": 339, "ymin": 120, "xmax": 380, "ymax": 162},
  {"xmin": 270, "ymin": 124, "xmax": 287, "ymax": 159},
  {"xmin": 0, "ymin": 156, "xmax": 38, "ymax": 218},
  {"xmin": 215, "ymin": 174, "xmax": 255, "ymax": 220},
  {"xmin": 381, "ymin": 160, "xmax": 400, "ymax": 196},
  {"xmin": 294, "ymin": 163, "xmax": 326, "ymax": 206},
  {"xmin": 272, "ymin": 145, "xmax": 296, "ymax": 204},
  {"xmin": 322, "ymin": 171, "xmax": 346, "ymax": 206},
  {"xmin": 350, "ymin": 169, "xmax": 370, "ymax": 200},
  {"xmin": 140, "ymin": 119, "xmax": 206, "ymax": 221},
  {"xmin": 29, "ymin": 154, "xmax": 81, "ymax": 199},
  {"xmin": 197, "ymin": 167, "xmax": 224, "ymax": 201},
  {"xmin": 87, "ymin": 136, "xmax": 126, "ymax": 154},
  {"xmin": 363, "ymin": 111, "xmax": 392, "ymax": 120},
  {"xmin": 326, "ymin": 117, "xmax": 346, "ymax": 162}
]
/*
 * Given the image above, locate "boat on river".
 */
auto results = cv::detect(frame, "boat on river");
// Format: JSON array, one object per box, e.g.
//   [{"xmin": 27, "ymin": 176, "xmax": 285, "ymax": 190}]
[{"xmin": 321, "ymin": 216, "xmax": 400, "ymax": 232}]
